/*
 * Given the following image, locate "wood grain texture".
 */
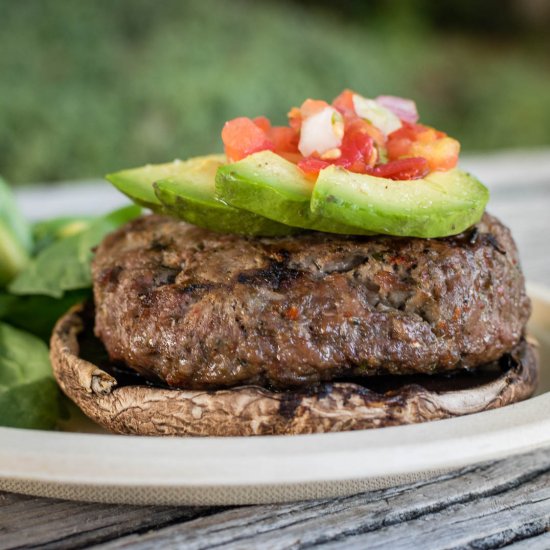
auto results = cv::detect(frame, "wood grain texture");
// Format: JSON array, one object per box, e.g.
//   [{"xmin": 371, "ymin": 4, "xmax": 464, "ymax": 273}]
[
  {"xmin": 0, "ymin": 493, "xmax": 221, "ymax": 550},
  {"xmin": 506, "ymin": 530, "xmax": 550, "ymax": 549}
]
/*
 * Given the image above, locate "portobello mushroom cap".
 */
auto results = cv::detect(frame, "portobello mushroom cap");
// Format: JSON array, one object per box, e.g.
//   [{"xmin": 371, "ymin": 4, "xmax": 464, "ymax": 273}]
[{"xmin": 50, "ymin": 304, "xmax": 539, "ymax": 436}]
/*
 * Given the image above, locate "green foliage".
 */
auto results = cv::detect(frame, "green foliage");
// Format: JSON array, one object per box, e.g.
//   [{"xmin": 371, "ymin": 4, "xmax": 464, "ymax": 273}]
[
  {"xmin": 0, "ymin": 201, "xmax": 141, "ymax": 430},
  {"xmin": 0, "ymin": 0, "xmax": 549, "ymax": 185},
  {"xmin": 0, "ymin": 290, "xmax": 90, "ymax": 341},
  {"xmin": 8, "ymin": 205, "xmax": 141, "ymax": 298},
  {"xmin": 0, "ymin": 322, "xmax": 63, "ymax": 430},
  {"xmin": 0, "ymin": 177, "xmax": 32, "ymax": 250},
  {"xmin": 32, "ymin": 217, "xmax": 94, "ymax": 254},
  {"xmin": 0, "ymin": 177, "xmax": 32, "ymax": 285}
]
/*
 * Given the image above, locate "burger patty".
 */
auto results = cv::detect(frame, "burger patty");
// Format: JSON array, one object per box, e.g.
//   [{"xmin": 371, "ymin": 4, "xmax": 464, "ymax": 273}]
[{"xmin": 92, "ymin": 213, "xmax": 531, "ymax": 390}]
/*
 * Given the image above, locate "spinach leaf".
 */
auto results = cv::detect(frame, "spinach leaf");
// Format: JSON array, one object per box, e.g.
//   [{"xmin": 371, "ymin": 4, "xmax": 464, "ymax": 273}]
[
  {"xmin": 0, "ymin": 322, "xmax": 63, "ymax": 429},
  {"xmin": 0, "ymin": 289, "xmax": 90, "ymax": 341},
  {"xmin": 32, "ymin": 216, "xmax": 93, "ymax": 254},
  {"xmin": 0, "ymin": 177, "xmax": 32, "ymax": 287},
  {"xmin": 8, "ymin": 205, "xmax": 141, "ymax": 298}
]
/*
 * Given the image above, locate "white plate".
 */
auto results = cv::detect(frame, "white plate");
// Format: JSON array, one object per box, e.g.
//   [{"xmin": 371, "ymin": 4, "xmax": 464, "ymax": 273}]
[{"xmin": 1, "ymin": 283, "xmax": 549, "ymax": 506}]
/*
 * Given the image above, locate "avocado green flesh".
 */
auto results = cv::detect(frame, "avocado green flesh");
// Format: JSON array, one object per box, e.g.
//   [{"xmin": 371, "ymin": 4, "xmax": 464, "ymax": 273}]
[
  {"xmin": 215, "ymin": 151, "xmax": 373, "ymax": 235},
  {"xmin": 153, "ymin": 156, "xmax": 294, "ymax": 236},
  {"xmin": 311, "ymin": 166, "xmax": 489, "ymax": 238},
  {"xmin": 107, "ymin": 154, "xmax": 293, "ymax": 236},
  {"xmin": 154, "ymin": 184, "xmax": 295, "ymax": 236},
  {"xmin": 105, "ymin": 160, "xmax": 191, "ymax": 212}
]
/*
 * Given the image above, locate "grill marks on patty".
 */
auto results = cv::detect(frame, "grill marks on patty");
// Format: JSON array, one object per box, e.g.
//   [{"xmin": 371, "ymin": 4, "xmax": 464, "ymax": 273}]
[{"xmin": 92, "ymin": 214, "xmax": 530, "ymax": 390}]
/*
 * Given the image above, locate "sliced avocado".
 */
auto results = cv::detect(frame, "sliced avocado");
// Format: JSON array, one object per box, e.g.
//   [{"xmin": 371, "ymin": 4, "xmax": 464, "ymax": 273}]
[
  {"xmin": 215, "ymin": 151, "xmax": 373, "ymax": 234},
  {"xmin": 153, "ymin": 155, "xmax": 294, "ymax": 236},
  {"xmin": 311, "ymin": 166, "xmax": 489, "ymax": 238},
  {"xmin": 107, "ymin": 155, "xmax": 292, "ymax": 236},
  {"xmin": 106, "ymin": 159, "xmax": 197, "ymax": 212}
]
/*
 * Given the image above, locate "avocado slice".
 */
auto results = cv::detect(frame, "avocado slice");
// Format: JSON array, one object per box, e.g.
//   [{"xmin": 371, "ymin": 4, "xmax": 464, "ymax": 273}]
[
  {"xmin": 215, "ymin": 151, "xmax": 373, "ymax": 234},
  {"xmin": 153, "ymin": 155, "xmax": 294, "ymax": 236},
  {"xmin": 105, "ymin": 160, "xmax": 190, "ymax": 212},
  {"xmin": 311, "ymin": 166, "xmax": 489, "ymax": 238},
  {"xmin": 107, "ymin": 155, "xmax": 292, "ymax": 236}
]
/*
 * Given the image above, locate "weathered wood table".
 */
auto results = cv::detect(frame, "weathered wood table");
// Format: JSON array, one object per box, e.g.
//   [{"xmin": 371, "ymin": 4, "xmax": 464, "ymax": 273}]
[{"xmin": 1, "ymin": 149, "xmax": 550, "ymax": 549}]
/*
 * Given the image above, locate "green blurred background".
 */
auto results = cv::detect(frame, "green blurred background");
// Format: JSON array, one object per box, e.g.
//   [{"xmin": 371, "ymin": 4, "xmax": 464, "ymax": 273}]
[{"xmin": 1, "ymin": 0, "xmax": 549, "ymax": 185}]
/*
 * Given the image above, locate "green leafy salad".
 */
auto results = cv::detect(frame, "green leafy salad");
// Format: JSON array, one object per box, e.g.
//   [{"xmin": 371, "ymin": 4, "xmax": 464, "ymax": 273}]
[{"xmin": 0, "ymin": 176, "xmax": 140, "ymax": 429}]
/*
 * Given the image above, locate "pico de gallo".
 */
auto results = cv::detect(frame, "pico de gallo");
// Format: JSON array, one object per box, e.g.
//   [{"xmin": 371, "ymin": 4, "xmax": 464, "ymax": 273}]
[{"xmin": 221, "ymin": 89, "xmax": 460, "ymax": 181}]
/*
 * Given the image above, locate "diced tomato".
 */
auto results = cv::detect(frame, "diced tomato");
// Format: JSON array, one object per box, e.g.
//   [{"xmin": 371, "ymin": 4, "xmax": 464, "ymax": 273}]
[
  {"xmin": 388, "ymin": 122, "xmax": 426, "ymax": 141},
  {"xmin": 387, "ymin": 122, "xmax": 459, "ymax": 171},
  {"xmin": 416, "ymin": 127, "xmax": 446, "ymax": 143},
  {"xmin": 387, "ymin": 122, "xmax": 424, "ymax": 159},
  {"xmin": 268, "ymin": 126, "xmax": 300, "ymax": 162},
  {"xmin": 332, "ymin": 89, "xmax": 356, "ymax": 117},
  {"xmin": 336, "ymin": 123, "xmax": 375, "ymax": 173},
  {"xmin": 333, "ymin": 92, "xmax": 387, "ymax": 151},
  {"xmin": 253, "ymin": 116, "xmax": 272, "ymax": 133},
  {"xmin": 371, "ymin": 157, "xmax": 430, "ymax": 180},
  {"xmin": 297, "ymin": 156, "xmax": 331, "ymax": 180},
  {"xmin": 387, "ymin": 122, "xmax": 435, "ymax": 156},
  {"xmin": 269, "ymin": 126, "xmax": 299, "ymax": 153},
  {"xmin": 409, "ymin": 136, "xmax": 460, "ymax": 171},
  {"xmin": 288, "ymin": 107, "xmax": 302, "ymax": 131},
  {"xmin": 345, "ymin": 117, "xmax": 385, "ymax": 151},
  {"xmin": 222, "ymin": 117, "xmax": 274, "ymax": 161},
  {"xmin": 296, "ymin": 118, "xmax": 377, "ymax": 179},
  {"xmin": 295, "ymin": 115, "xmax": 381, "ymax": 178},
  {"xmin": 386, "ymin": 135, "xmax": 412, "ymax": 160}
]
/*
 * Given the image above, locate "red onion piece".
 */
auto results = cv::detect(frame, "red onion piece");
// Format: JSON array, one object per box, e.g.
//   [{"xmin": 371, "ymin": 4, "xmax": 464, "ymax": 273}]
[{"xmin": 375, "ymin": 95, "xmax": 419, "ymax": 124}]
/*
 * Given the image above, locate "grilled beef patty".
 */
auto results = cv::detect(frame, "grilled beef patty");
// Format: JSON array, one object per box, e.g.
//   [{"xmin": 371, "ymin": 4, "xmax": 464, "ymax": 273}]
[{"xmin": 92, "ymin": 213, "xmax": 530, "ymax": 390}]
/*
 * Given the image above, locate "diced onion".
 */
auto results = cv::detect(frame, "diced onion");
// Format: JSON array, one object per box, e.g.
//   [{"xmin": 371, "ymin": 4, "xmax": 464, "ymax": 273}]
[
  {"xmin": 352, "ymin": 94, "xmax": 402, "ymax": 136},
  {"xmin": 298, "ymin": 107, "xmax": 344, "ymax": 157},
  {"xmin": 375, "ymin": 95, "xmax": 419, "ymax": 124}
]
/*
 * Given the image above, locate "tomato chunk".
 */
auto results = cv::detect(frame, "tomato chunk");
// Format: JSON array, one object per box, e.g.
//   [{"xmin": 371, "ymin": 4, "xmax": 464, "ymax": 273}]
[
  {"xmin": 409, "ymin": 137, "xmax": 460, "ymax": 171},
  {"xmin": 387, "ymin": 122, "xmax": 459, "ymax": 171},
  {"xmin": 297, "ymin": 157, "xmax": 331, "ymax": 180},
  {"xmin": 336, "ymin": 123, "xmax": 375, "ymax": 173},
  {"xmin": 371, "ymin": 157, "xmax": 429, "ymax": 180},
  {"xmin": 287, "ymin": 107, "xmax": 302, "ymax": 131},
  {"xmin": 295, "ymin": 117, "xmax": 378, "ymax": 179},
  {"xmin": 253, "ymin": 116, "xmax": 272, "ymax": 133},
  {"xmin": 222, "ymin": 117, "xmax": 274, "ymax": 161},
  {"xmin": 345, "ymin": 117, "xmax": 385, "ymax": 152},
  {"xmin": 269, "ymin": 126, "xmax": 300, "ymax": 162},
  {"xmin": 332, "ymin": 89, "xmax": 356, "ymax": 118}
]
